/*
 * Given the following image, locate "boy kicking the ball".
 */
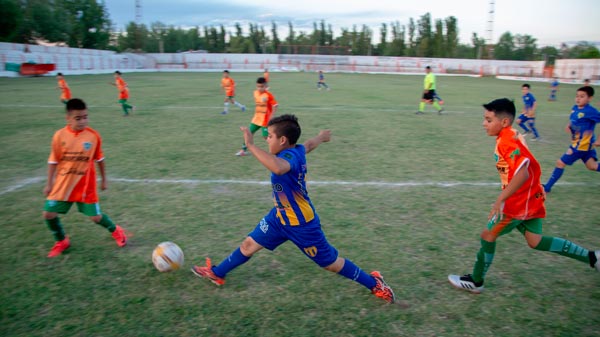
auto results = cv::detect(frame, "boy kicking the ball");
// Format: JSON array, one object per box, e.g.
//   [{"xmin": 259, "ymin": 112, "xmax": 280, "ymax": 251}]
[
  {"xmin": 448, "ymin": 98, "xmax": 599, "ymax": 293},
  {"xmin": 43, "ymin": 98, "xmax": 128, "ymax": 257},
  {"xmin": 193, "ymin": 114, "xmax": 396, "ymax": 303}
]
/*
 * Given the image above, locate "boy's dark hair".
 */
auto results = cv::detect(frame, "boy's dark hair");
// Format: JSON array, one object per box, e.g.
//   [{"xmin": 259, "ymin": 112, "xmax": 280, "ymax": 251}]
[
  {"xmin": 66, "ymin": 98, "xmax": 87, "ymax": 112},
  {"xmin": 115, "ymin": 70, "xmax": 121, "ymax": 75},
  {"xmin": 257, "ymin": 77, "xmax": 267, "ymax": 84},
  {"xmin": 426, "ymin": 66, "xmax": 431, "ymax": 70},
  {"xmin": 577, "ymin": 86, "xmax": 595, "ymax": 97},
  {"xmin": 57, "ymin": 72, "xmax": 63, "ymax": 76},
  {"xmin": 522, "ymin": 83, "xmax": 530, "ymax": 89},
  {"xmin": 223, "ymin": 70, "xmax": 229, "ymax": 73},
  {"xmin": 268, "ymin": 114, "xmax": 301, "ymax": 145},
  {"xmin": 483, "ymin": 98, "xmax": 516, "ymax": 120}
]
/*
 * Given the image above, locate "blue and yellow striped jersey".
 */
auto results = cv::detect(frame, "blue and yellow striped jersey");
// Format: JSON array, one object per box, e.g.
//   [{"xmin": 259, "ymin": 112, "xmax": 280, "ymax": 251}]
[
  {"xmin": 569, "ymin": 103, "xmax": 600, "ymax": 151},
  {"xmin": 271, "ymin": 144, "xmax": 316, "ymax": 226}
]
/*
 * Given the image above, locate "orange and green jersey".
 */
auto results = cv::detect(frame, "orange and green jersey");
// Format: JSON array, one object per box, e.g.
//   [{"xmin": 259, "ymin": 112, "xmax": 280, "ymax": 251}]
[
  {"xmin": 58, "ymin": 79, "xmax": 71, "ymax": 100},
  {"xmin": 116, "ymin": 77, "xmax": 129, "ymax": 99},
  {"xmin": 251, "ymin": 90, "xmax": 278, "ymax": 127},
  {"xmin": 271, "ymin": 144, "xmax": 316, "ymax": 226},
  {"xmin": 494, "ymin": 127, "xmax": 546, "ymax": 220},
  {"xmin": 47, "ymin": 125, "xmax": 104, "ymax": 203},
  {"xmin": 221, "ymin": 77, "xmax": 235, "ymax": 97},
  {"xmin": 568, "ymin": 103, "xmax": 600, "ymax": 151}
]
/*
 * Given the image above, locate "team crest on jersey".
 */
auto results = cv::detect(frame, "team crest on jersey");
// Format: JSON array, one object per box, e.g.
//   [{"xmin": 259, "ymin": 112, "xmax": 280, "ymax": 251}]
[
  {"xmin": 578, "ymin": 112, "xmax": 585, "ymax": 119},
  {"xmin": 303, "ymin": 246, "xmax": 318, "ymax": 257},
  {"xmin": 259, "ymin": 218, "xmax": 268, "ymax": 233},
  {"xmin": 83, "ymin": 142, "xmax": 92, "ymax": 150}
]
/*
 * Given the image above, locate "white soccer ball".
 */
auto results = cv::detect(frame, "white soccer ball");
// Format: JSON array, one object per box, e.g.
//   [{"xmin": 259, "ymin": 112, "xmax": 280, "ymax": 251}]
[{"xmin": 152, "ymin": 241, "xmax": 184, "ymax": 272}]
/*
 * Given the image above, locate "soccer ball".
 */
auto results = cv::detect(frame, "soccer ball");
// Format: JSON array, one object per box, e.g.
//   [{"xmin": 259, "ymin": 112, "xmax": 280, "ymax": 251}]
[{"xmin": 152, "ymin": 241, "xmax": 184, "ymax": 272}]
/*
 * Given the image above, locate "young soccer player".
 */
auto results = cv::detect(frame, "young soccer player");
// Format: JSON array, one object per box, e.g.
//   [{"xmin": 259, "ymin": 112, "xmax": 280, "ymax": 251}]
[
  {"xmin": 56, "ymin": 73, "xmax": 71, "ymax": 105},
  {"xmin": 235, "ymin": 77, "xmax": 277, "ymax": 156},
  {"xmin": 317, "ymin": 70, "xmax": 330, "ymax": 91},
  {"xmin": 543, "ymin": 86, "xmax": 600, "ymax": 193},
  {"xmin": 517, "ymin": 84, "xmax": 540, "ymax": 140},
  {"xmin": 416, "ymin": 66, "xmax": 443, "ymax": 115},
  {"xmin": 448, "ymin": 98, "xmax": 599, "ymax": 293},
  {"xmin": 43, "ymin": 98, "xmax": 128, "ymax": 257},
  {"xmin": 192, "ymin": 114, "xmax": 396, "ymax": 303},
  {"xmin": 548, "ymin": 77, "xmax": 559, "ymax": 101},
  {"xmin": 263, "ymin": 68, "xmax": 270, "ymax": 87},
  {"xmin": 110, "ymin": 71, "xmax": 135, "ymax": 116},
  {"xmin": 220, "ymin": 70, "xmax": 246, "ymax": 115}
]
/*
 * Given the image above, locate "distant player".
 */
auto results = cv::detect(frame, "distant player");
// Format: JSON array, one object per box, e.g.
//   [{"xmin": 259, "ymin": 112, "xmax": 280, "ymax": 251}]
[
  {"xmin": 263, "ymin": 68, "xmax": 270, "ymax": 88},
  {"xmin": 192, "ymin": 114, "xmax": 396, "ymax": 304},
  {"xmin": 236, "ymin": 77, "xmax": 277, "ymax": 156},
  {"xmin": 517, "ymin": 84, "xmax": 540, "ymax": 140},
  {"xmin": 548, "ymin": 77, "xmax": 559, "ymax": 101},
  {"xmin": 317, "ymin": 70, "xmax": 330, "ymax": 91},
  {"xmin": 110, "ymin": 71, "xmax": 135, "ymax": 116},
  {"xmin": 416, "ymin": 66, "xmax": 443, "ymax": 115},
  {"xmin": 448, "ymin": 98, "xmax": 599, "ymax": 294},
  {"xmin": 543, "ymin": 86, "xmax": 600, "ymax": 193},
  {"xmin": 220, "ymin": 70, "xmax": 246, "ymax": 115},
  {"xmin": 56, "ymin": 73, "xmax": 71, "ymax": 105},
  {"xmin": 43, "ymin": 98, "xmax": 128, "ymax": 257}
]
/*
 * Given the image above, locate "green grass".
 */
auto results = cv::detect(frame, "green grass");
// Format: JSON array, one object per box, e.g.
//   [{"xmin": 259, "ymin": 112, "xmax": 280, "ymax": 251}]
[{"xmin": 1, "ymin": 72, "xmax": 599, "ymax": 337}]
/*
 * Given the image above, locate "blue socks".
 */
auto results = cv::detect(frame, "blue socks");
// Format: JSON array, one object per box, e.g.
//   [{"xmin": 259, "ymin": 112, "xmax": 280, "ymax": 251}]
[
  {"xmin": 212, "ymin": 247, "xmax": 250, "ymax": 278},
  {"xmin": 338, "ymin": 259, "xmax": 377, "ymax": 290},
  {"xmin": 544, "ymin": 167, "xmax": 564, "ymax": 192}
]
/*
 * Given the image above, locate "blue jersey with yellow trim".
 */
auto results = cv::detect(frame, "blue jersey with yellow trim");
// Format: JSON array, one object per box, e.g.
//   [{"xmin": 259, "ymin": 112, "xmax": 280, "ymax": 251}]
[
  {"xmin": 271, "ymin": 144, "xmax": 316, "ymax": 226},
  {"xmin": 569, "ymin": 103, "xmax": 600, "ymax": 151}
]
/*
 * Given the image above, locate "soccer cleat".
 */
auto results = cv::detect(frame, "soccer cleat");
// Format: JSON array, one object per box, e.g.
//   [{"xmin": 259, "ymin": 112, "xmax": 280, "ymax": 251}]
[
  {"xmin": 370, "ymin": 271, "xmax": 395, "ymax": 303},
  {"xmin": 438, "ymin": 108, "xmax": 445, "ymax": 114},
  {"xmin": 235, "ymin": 150, "xmax": 250, "ymax": 156},
  {"xmin": 415, "ymin": 111, "xmax": 424, "ymax": 115},
  {"xmin": 591, "ymin": 250, "xmax": 600, "ymax": 272},
  {"xmin": 111, "ymin": 225, "xmax": 128, "ymax": 247},
  {"xmin": 220, "ymin": 110, "xmax": 228, "ymax": 115},
  {"xmin": 448, "ymin": 274, "xmax": 484, "ymax": 294},
  {"xmin": 191, "ymin": 258, "xmax": 225, "ymax": 286},
  {"xmin": 47, "ymin": 236, "xmax": 70, "ymax": 257},
  {"xmin": 241, "ymin": 106, "xmax": 246, "ymax": 112}
]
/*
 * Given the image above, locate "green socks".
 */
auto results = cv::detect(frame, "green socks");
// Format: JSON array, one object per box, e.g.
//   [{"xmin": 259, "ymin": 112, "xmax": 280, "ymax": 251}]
[
  {"xmin": 46, "ymin": 217, "xmax": 66, "ymax": 241},
  {"xmin": 534, "ymin": 236, "xmax": 590, "ymax": 264},
  {"xmin": 472, "ymin": 239, "xmax": 496, "ymax": 283},
  {"xmin": 418, "ymin": 102, "xmax": 425, "ymax": 112},
  {"xmin": 96, "ymin": 214, "xmax": 117, "ymax": 232}
]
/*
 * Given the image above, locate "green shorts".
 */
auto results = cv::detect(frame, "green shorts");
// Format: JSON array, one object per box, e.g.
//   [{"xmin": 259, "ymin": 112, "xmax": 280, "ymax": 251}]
[
  {"xmin": 118, "ymin": 99, "xmax": 128, "ymax": 104},
  {"xmin": 487, "ymin": 216, "xmax": 543, "ymax": 237},
  {"xmin": 249, "ymin": 123, "xmax": 268, "ymax": 137},
  {"xmin": 44, "ymin": 200, "xmax": 102, "ymax": 217}
]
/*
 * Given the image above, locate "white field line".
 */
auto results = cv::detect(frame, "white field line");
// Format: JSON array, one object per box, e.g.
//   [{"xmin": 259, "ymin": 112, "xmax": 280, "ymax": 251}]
[{"xmin": 2, "ymin": 176, "xmax": 599, "ymax": 197}]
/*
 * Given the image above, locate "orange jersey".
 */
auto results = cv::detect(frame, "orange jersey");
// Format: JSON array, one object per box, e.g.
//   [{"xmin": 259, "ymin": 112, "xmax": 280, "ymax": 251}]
[
  {"xmin": 251, "ymin": 90, "xmax": 278, "ymax": 127},
  {"xmin": 58, "ymin": 79, "xmax": 71, "ymax": 100},
  {"xmin": 221, "ymin": 77, "xmax": 235, "ymax": 97},
  {"xmin": 494, "ymin": 127, "xmax": 545, "ymax": 219},
  {"xmin": 116, "ymin": 77, "xmax": 129, "ymax": 99},
  {"xmin": 47, "ymin": 125, "xmax": 105, "ymax": 203}
]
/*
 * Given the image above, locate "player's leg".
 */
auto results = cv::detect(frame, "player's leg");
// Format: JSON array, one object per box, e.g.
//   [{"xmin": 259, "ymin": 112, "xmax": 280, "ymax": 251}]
[
  {"xmin": 223, "ymin": 97, "xmax": 230, "ymax": 114},
  {"xmin": 449, "ymin": 216, "xmax": 518, "ymax": 293},
  {"xmin": 44, "ymin": 201, "xmax": 73, "ymax": 257},
  {"xmin": 517, "ymin": 115, "xmax": 531, "ymax": 133},
  {"xmin": 523, "ymin": 220, "xmax": 597, "ymax": 269},
  {"xmin": 544, "ymin": 150, "xmax": 577, "ymax": 192},
  {"xmin": 527, "ymin": 118, "xmax": 540, "ymax": 139},
  {"xmin": 79, "ymin": 203, "xmax": 127, "ymax": 247},
  {"xmin": 192, "ymin": 212, "xmax": 283, "ymax": 285},
  {"xmin": 583, "ymin": 151, "xmax": 599, "ymax": 172},
  {"xmin": 232, "ymin": 97, "xmax": 246, "ymax": 112}
]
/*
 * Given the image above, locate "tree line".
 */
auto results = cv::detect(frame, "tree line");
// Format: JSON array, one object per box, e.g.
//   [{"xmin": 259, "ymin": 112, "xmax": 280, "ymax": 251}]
[{"xmin": 1, "ymin": 0, "xmax": 598, "ymax": 63}]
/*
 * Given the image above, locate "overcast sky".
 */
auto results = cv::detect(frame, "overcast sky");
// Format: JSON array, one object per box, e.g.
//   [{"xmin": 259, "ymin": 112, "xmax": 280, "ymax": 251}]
[{"xmin": 104, "ymin": 0, "xmax": 600, "ymax": 47}]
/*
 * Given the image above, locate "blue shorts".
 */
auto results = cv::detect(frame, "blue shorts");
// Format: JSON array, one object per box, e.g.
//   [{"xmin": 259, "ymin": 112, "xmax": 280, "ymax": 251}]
[
  {"xmin": 560, "ymin": 147, "xmax": 598, "ymax": 165},
  {"xmin": 248, "ymin": 208, "xmax": 339, "ymax": 267},
  {"xmin": 517, "ymin": 114, "xmax": 533, "ymax": 123}
]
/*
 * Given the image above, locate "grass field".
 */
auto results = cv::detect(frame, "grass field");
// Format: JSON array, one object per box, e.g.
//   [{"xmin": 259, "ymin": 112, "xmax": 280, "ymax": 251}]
[{"xmin": 1, "ymin": 71, "xmax": 599, "ymax": 337}]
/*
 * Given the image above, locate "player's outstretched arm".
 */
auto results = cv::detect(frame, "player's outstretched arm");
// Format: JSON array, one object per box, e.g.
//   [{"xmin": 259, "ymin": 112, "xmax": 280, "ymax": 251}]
[
  {"xmin": 304, "ymin": 130, "xmax": 331, "ymax": 154},
  {"xmin": 241, "ymin": 126, "xmax": 291, "ymax": 175}
]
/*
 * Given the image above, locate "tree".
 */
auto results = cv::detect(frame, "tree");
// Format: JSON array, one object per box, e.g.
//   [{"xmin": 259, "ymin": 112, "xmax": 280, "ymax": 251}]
[
  {"xmin": 0, "ymin": 0, "xmax": 23, "ymax": 42},
  {"xmin": 494, "ymin": 32, "xmax": 515, "ymax": 60},
  {"xmin": 415, "ymin": 13, "xmax": 432, "ymax": 57},
  {"xmin": 444, "ymin": 16, "xmax": 458, "ymax": 58}
]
